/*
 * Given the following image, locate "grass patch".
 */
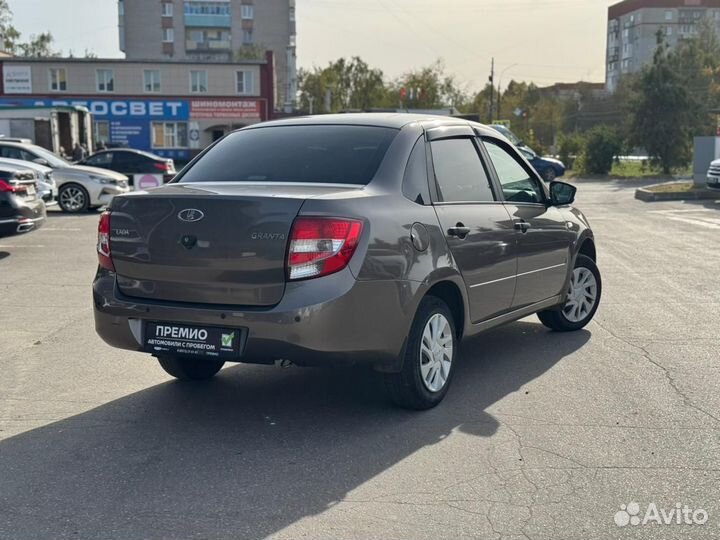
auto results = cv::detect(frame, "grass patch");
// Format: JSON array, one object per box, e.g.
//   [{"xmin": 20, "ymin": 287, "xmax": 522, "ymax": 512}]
[{"xmin": 567, "ymin": 160, "xmax": 692, "ymax": 179}]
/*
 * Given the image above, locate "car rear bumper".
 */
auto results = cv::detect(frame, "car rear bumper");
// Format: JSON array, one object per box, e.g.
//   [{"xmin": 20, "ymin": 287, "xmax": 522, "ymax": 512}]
[
  {"xmin": 0, "ymin": 197, "xmax": 46, "ymax": 235},
  {"xmin": 93, "ymin": 267, "xmax": 419, "ymax": 371}
]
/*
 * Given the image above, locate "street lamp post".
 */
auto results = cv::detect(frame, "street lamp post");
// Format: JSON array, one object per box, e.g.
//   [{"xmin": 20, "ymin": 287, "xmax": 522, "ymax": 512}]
[{"xmin": 497, "ymin": 64, "xmax": 518, "ymax": 122}]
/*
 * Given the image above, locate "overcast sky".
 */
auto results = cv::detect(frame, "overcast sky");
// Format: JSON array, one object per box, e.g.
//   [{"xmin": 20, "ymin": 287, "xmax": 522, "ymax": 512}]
[{"xmin": 8, "ymin": 0, "xmax": 617, "ymax": 91}]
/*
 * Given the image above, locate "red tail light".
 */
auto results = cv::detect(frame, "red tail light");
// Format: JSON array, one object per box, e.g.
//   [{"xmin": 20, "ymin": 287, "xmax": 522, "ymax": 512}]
[
  {"xmin": 0, "ymin": 179, "xmax": 25, "ymax": 194},
  {"xmin": 287, "ymin": 217, "xmax": 363, "ymax": 280},
  {"xmin": 97, "ymin": 211, "xmax": 114, "ymax": 271},
  {"xmin": 153, "ymin": 162, "xmax": 170, "ymax": 172}
]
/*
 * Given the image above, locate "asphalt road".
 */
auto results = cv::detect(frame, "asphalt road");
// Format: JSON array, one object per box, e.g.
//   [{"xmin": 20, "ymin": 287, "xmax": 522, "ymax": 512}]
[{"xmin": 1, "ymin": 181, "xmax": 719, "ymax": 540}]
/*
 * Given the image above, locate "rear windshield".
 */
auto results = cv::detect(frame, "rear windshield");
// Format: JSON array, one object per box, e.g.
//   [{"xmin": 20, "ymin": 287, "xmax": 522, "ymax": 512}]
[{"xmin": 179, "ymin": 125, "xmax": 398, "ymax": 185}]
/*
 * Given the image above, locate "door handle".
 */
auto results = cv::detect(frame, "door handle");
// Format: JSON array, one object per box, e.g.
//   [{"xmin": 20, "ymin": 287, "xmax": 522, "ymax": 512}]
[
  {"xmin": 448, "ymin": 224, "xmax": 471, "ymax": 239},
  {"xmin": 514, "ymin": 220, "xmax": 531, "ymax": 233}
]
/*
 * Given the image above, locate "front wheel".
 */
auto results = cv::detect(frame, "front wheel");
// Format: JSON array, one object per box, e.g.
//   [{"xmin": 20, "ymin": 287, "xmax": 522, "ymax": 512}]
[
  {"xmin": 58, "ymin": 184, "xmax": 90, "ymax": 213},
  {"xmin": 384, "ymin": 296, "xmax": 457, "ymax": 410},
  {"xmin": 538, "ymin": 254, "xmax": 602, "ymax": 332},
  {"xmin": 157, "ymin": 356, "xmax": 225, "ymax": 381}
]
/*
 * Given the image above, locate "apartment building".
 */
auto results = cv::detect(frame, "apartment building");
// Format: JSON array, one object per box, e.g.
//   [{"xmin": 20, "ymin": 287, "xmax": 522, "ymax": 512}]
[
  {"xmin": 606, "ymin": 0, "xmax": 720, "ymax": 92},
  {"xmin": 119, "ymin": 0, "xmax": 297, "ymax": 111},
  {"xmin": 0, "ymin": 56, "xmax": 275, "ymax": 161}
]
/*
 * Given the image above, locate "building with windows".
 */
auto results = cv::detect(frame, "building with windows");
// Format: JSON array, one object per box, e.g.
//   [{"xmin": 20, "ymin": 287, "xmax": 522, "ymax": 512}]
[
  {"xmin": 606, "ymin": 0, "xmax": 720, "ymax": 92},
  {"xmin": 0, "ymin": 55, "xmax": 275, "ymax": 161},
  {"xmin": 118, "ymin": 0, "xmax": 297, "ymax": 111}
]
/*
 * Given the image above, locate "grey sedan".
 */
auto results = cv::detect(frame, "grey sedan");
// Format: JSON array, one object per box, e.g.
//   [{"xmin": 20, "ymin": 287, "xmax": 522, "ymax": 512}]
[{"xmin": 93, "ymin": 114, "xmax": 601, "ymax": 409}]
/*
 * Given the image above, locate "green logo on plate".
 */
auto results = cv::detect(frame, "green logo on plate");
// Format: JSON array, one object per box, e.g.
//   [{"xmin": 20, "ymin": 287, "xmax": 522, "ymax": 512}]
[{"xmin": 221, "ymin": 333, "xmax": 234, "ymax": 347}]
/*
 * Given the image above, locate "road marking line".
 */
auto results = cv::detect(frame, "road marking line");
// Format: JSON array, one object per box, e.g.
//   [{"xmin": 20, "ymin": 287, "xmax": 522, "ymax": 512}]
[
  {"xmin": 648, "ymin": 209, "xmax": 716, "ymax": 214},
  {"xmin": 666, "ymin": 216, "xmax": 720, "ymax": 229}
]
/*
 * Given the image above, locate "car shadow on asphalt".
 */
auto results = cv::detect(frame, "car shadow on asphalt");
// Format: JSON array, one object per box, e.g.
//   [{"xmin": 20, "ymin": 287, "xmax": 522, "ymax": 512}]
[
  {"xmin": 0, "ymin": 321, "xmax": 590, "ymax": 539},
  {"xmin": 0, "ymin": 251, "xmax": 9, "ymax": 261}
]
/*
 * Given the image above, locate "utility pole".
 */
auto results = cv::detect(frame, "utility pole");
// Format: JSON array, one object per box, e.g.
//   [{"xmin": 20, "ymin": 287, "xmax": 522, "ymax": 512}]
[
  {"xmin": 488, "ymin": 58, "xmax": 495, "ymax": 124},
  {"xmin": 308, "ymin": 96, "xmax": 315, "ymax": 115}
]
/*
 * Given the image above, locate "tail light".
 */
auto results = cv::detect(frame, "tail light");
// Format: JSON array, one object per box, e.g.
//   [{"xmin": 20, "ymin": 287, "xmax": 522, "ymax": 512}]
[
  {"xmin": 153, "ymin": 162, "xmax": 170, "ymax": 172},
  {"xmin": 287, "ymin": 217, "xmax": 363, "ymax": 280},
  {"xmin": 97, "ymin": 210, "xmax": 114, "ymax": 271},
  {"xmin": 0, "ymin": 179, "xmax": 27, "ymax": 194}
]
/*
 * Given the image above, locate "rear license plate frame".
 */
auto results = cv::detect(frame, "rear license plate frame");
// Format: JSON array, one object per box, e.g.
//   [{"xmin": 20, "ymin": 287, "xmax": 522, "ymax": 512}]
[{"xmin": 143, "ymin": 322, "xmax": 247, "ymax": 360}]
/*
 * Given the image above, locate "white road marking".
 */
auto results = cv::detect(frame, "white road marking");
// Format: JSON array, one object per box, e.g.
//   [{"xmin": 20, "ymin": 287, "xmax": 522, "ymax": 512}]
[
  {"xmin": 0, "ymin": 245, "xmax": 46, "ymax": 248},
  {"xmin": 648, "ymin": 208, "xmax": 717, "ymax": 214},
  {"xmin": 666, "ymin": 216, "xmax": 720, "ymax": 229}
]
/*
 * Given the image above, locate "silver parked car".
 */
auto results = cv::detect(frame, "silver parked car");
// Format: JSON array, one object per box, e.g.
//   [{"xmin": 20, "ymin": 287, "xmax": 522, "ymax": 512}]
[
  {"xmin": 93, "ymin": 114, "xmax": 602, "ymax": 410},
  {"xmin": 0, "ymin": 157, "xmax": 57, "ymax": 207},
  {"xmin": 707, "ymin": 158, "xmax": 720, "ymax": 189},
  {"xmin": 0, "ymin": 141, "xmax": 129, "ymax": 212}
]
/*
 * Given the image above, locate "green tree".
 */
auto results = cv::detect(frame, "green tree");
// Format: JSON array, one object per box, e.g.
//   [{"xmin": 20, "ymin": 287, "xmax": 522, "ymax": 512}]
[
  {"xmin": 16, "ymin": 32, "xmax": 58, "ymax": 57},
  {"xmin": 298, "ymin": 57, "xmax": 389, "ymax": 113},
  {"xmin": 0, "ymin": 1, "xmax": 58, "ymax": 57},
  {"xmin": 669, "ymin": 19, "xmax": 720, "ymax": 136},
  {"xmin": 0, "ymin": 0, "xmax": 19, "ymax": 52},
  {"xmin": 394, "ymin": 60, "xmax": 467, "ymax": 110},
  {"xmin": 630, "ymin": 33, "xmax": 695, "ymax": 173}
]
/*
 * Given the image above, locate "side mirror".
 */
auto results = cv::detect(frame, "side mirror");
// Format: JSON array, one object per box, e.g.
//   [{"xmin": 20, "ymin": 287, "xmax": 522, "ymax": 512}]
[
  {"xmin": 33, "ymin": 158, "xmax": 49, "ymax": 166},
  {"xmin": 549, "ymin": 181, "xmax": 576, "ymax": 206}
]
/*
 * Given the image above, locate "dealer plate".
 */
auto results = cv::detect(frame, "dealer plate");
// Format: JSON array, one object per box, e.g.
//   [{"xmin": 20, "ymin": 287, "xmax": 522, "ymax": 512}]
[{"xmin": 144, "ymin": 322, "xmax": 244, "ymax": 360}]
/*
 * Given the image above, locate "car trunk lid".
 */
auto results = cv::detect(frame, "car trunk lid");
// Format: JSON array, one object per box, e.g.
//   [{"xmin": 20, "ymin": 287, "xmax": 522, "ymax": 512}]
[{"xmin": 109, "ymin": 182, "xmax": 362, "ymax": 306}]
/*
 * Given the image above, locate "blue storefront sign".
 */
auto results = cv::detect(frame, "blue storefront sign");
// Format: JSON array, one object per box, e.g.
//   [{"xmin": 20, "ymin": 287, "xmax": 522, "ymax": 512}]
[{"xmin": 0, "ymin": 97, "xmax": 192, "ymax": 159}]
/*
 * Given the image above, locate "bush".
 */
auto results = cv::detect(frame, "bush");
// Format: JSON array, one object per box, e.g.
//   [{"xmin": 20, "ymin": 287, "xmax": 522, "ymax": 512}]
[
  {"xmin": 557, "ymin": 132, "xmax": 584, "ymax": 170},
  {"xmin": 577, "ymin": 126, "xmax": 623, "ymax": 175}
]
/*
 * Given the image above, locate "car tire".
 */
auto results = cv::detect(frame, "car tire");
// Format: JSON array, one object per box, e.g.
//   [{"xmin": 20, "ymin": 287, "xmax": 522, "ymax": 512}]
[
  {"xmin": 538, "ymin": 254, "xmax": 602, "ymax": 332},
  {"xmin": 58, "ymin": 184, "xmax": 90, "ymax": 213},
  {"xmin": 157, "ymin": 356, "xmax": 225, "ymax": 381},
  {"xmin": 542, "ymin": 168, "xmax": 557, "ymax": 182},
  {"xmin": 384, "ymin": 296, "xmax": 457, "ymax": 410}
]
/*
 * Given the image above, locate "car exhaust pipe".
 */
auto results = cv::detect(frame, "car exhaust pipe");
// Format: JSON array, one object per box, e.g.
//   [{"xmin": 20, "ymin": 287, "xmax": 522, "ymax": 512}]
[{"xmin": 16, "ymin": 222, "xmax": 35, "ymax": 234}]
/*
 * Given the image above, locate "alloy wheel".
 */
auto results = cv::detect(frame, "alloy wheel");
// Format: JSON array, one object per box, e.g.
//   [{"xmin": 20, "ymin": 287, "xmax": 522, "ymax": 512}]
[
  {"xmin": 419, "ymin": 313, "xmax": 454, "ymax": 393},
  {"xmin": 60, "ymin": 187, "xmax": 86, "ymax": 212}
]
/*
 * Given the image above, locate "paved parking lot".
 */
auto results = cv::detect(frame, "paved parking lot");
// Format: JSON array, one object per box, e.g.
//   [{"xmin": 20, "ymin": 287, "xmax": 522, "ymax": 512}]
[{"xmin": 1, "ymin": 181, "xmax": 719, "ymax": 540}]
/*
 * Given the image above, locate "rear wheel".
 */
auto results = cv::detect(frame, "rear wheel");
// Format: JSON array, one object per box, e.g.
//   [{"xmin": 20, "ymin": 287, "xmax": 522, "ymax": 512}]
[
  {"xmin": 538, "ymin": 254, "xmax": 601, "ymax": 332},
  {"xmin": 157, "ymin": 356, "xmax": 225, "ymax": 381},
  {"xmin": 384, "ymin": 296, "xmax": 457, "ymax": 410},
  {"xmin": 58, "ymin": 184, "xmax": 89, "ymax": 213}
]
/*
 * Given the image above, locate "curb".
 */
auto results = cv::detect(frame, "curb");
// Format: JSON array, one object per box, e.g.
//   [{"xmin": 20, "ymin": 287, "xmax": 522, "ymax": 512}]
[{"xmin": 635, "ymin": 187, "xmax": 719, "ymax": 202}]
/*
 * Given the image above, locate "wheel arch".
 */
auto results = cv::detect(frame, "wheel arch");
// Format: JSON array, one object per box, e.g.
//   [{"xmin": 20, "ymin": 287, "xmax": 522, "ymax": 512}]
[
  {"xmin": 578, "ymin": 237, "xmax": 597, "ymax": 262},
  {"xmin": 425, "ymin": 279, "xmax": 466, "ymax": 340}
]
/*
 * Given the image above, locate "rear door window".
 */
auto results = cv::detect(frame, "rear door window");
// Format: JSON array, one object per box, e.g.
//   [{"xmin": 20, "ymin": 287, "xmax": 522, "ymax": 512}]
[
  {"xmin": 430, "ymin": 138, "xmax": 495, "ymax": 203},
  {"xmin": 402, "ymin": 138, "xmax": 430, "ymax": 205},
  {"xmin": 0, "ymin": 145, "xmax": 32, "ymax": 161},
  {"xmin": 179, "ymin": 125, "xmax": 399, "ymax": 185},
  {"xmin": 86, "ymin": 152, "xmax": 114, "ymax": 167}
]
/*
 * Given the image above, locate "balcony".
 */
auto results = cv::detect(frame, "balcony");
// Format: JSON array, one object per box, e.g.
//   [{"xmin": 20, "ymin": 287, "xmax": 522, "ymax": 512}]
[
  {"xmin": 184, "ymin": 13, "xmax": 231, "ymax": 28},
  {"xmin": 186, "ymin": 39, "xmax": 231, "ymax": 52}
]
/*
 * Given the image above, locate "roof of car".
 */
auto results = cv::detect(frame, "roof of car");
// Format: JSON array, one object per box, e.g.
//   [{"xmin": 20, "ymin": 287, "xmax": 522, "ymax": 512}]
[
  {"xmin": 0, "ymin": 162, "xmax": 35, "ymax": 172},
  {"xmin": 90, "ymin": 148, "xmax": 164, "ymax": 160},
  {"xmin": 248, "ymin": 113, "xmax": 500, "ymax": 136}
]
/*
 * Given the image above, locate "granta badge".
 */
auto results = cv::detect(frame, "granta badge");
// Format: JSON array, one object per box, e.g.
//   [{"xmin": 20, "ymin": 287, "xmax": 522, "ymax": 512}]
[{"xmin": 178, "ymin": 209, "xmax": 205, "ymax": 223}]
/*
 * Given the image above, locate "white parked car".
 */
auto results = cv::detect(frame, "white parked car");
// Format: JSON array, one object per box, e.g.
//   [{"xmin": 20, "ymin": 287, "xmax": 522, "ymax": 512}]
[
  {"xmin": 707, "ymin": 159, "xmax": 720, "ymax": 190},
  {"xmin": 0, "ymin": 157, "xmax": 57, "ymax": 207},
  {"xmin": 0, "ymin": 142, "xmax": 130, "ymax": 212}
]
